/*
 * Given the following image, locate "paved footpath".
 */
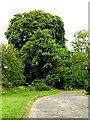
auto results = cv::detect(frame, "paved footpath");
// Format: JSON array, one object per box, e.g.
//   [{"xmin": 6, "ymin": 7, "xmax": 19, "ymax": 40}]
[{"xmin": 27, "ymin": 91, "xmax": 88, "ymax": 118}]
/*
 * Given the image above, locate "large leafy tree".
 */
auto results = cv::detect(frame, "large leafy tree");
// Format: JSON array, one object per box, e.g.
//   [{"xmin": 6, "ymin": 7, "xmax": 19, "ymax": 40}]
[
  {"xmin": 20, "ymin": 29, "xmax": 61, "ymax": 84},
  {"xmin": 20, "ymin": 29, "xmax": 70, "ymax": 88},
  {"xmin": 71, "ymin": 29, "xmax": 88, "ymax": 52},
  {"xmin": 5, "ymin": 10, "xmax": 65, "ymax": 50},
  {"xmin": 1, "ymin": 44, "xmax": 25, "ymax": 87},
  {"xmin": 4, "ymin": 10, "xmax": 70, "ymax": 89}
]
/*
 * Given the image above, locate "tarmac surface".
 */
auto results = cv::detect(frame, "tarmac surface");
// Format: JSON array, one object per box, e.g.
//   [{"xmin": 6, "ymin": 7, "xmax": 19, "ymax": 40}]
[{"xmin": 27, "ymin": 91, "xmax": 88, "ymax": 118}]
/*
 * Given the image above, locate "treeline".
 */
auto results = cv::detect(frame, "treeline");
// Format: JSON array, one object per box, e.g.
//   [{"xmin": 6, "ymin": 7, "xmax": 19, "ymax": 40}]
[{"xmin": 1, "ymin": 10, "xmax": 88, "ymax": 91}]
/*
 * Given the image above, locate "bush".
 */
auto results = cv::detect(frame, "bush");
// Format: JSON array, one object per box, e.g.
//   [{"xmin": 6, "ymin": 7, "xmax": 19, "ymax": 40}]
[
  {"xmin": 45, "ymin": 74, "xmax": 54, "ymax": 86},
  {"xmin": 1, "ymin": 44, "xmax": 26, "ymax": 88},
  {"xmin": 2, "ymin": 74, "xmax": 13, "ymax": 88},
  {"xmin": 28, "ymin": 85, "xmax": 36, "ymax": 91},
  {"xmin": 31, "ymin": 79, "xmax": 51, "ymax": 91},
  {"xmin": 17, "ymin": 86, "xmax": 26, "ymax": 92},
  {"xmin": 69, "ymin": 52, "xmax": 88, "ymax": 89}
]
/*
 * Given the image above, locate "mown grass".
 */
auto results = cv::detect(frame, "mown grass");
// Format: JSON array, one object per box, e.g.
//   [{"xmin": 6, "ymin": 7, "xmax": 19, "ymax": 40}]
[
  {"xmin": 69, "ymin": 89, "xmax": 87, "ymax": 95},
  {"xmin": 2, "ymin": 87, "xmax": 87, "ymax": 119},
  {"xmin": 2, "ymin": 86, "xmax": 61, "ymax": 118}
]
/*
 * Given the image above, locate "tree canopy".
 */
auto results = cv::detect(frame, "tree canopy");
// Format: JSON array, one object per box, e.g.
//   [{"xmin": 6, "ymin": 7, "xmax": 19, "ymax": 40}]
[
  {"xmin": 71, "ymin": 29, "xmax": 88, "ymax": 52},
  {"xmin": 5, "ymin": 10, "xmax": 65, "ymax": 50},
  {"xmin": 20, "ymin": 29, "xmax": 60, "ymax": 83}
]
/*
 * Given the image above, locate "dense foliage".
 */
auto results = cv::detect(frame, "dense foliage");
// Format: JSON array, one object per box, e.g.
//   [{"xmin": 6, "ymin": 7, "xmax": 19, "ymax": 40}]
[
  {"xmin": 5, "ymin": 10, "xmax": 65, "ymax": 50},
  {"xmin": 20, "ymin": 28, "xmax": 70, "ymax": 88},
  {"xmin": 20, "ymin": 29, "xmax": 59, "ymax": 83},
  {"xmin": 2, "ymin": 10, "xmax": 88, "ymax": 91},
  {"xmin": 70, "ymin": 30, "xmax": 88, "ymax": 91},
  {"xmin": 69, "ymin": 52, "xmax": 88, "ymax": 89},
  {"xmin": 1, "ymin": 44, "xmax": 25, "ymax": 87}
]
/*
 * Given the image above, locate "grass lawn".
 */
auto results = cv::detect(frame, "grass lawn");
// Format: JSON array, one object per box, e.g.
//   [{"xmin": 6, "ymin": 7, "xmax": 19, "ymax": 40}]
[
  {"xmin": 69, "ymin": 89, "xmax": 87, "ymax": 95},
  {"xmin": 2, "ymin": 87, "xmax": 61, "ymax": 118}
]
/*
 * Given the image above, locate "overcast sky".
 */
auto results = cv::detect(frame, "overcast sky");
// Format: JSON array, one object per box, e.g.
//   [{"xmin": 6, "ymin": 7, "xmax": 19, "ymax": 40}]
[{"xmin": 0, "ymin": 0, "xmax": 89, "ymax": 50}]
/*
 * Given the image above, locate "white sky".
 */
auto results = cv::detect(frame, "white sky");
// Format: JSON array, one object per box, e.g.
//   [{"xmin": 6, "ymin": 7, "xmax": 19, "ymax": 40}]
[{"xmin": 0, "ymin": 0, "xmax": 89, "ymax": 50}]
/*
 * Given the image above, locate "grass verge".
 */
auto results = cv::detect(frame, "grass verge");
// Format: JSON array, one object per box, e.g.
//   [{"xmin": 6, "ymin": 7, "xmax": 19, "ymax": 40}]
[
  {"xmin": 69, "ymin": 89, "xmax": 87, "ymax": 95},
  {"xmin": 2, "ymin": 87, "xmax": 61, "ymax": 118}
]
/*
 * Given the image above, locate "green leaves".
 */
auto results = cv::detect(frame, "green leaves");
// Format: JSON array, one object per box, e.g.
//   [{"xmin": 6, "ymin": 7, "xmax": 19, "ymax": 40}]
[
  {"xmin": 5, "ymin": 10, "xmax": 65, "ymax": 50},
  {"xmin": 71, "ymin": 29, "xmax": 88, "ymax": 52},
  {"xmin": 69, "ymin": 52, "xmax": 88, "ymax": 89},
  {"xmin": 4, "ymin": 10, "xmax": 75, "ymax": 90},
  {"xmin": 1, "ymin": 44, "xmax": 25, "ymax": 88},
  {"xmin": 69, "ymin": 29, "xmax": 88, "ymax": 90},
  {"xmin": 20, "ymin": 29, "xmax": 62, "ymax": 84},
  {"xmin": 19, "ymin": 27, "xmax": 71, "ymax": 89}
]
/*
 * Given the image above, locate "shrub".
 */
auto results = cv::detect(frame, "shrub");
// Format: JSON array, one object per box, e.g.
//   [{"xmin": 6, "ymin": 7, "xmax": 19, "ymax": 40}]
[
  {"xmin": 27, "ymin": 85, "xmax": 36, "ymax": 91},
  {"xmin": 17, "ymin": 86, "xmax": 26, "ymax": 92},
  {"xmin": 2, "ymin": 74, "xmax": 13, "ymax": 88},
  {"xmin": 1, "ymin": 44, "xmax": 25, "ymax": 88},
  {"xmin": 31, "ymin": 79, "xmax": 51, "ymax": 91}
]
